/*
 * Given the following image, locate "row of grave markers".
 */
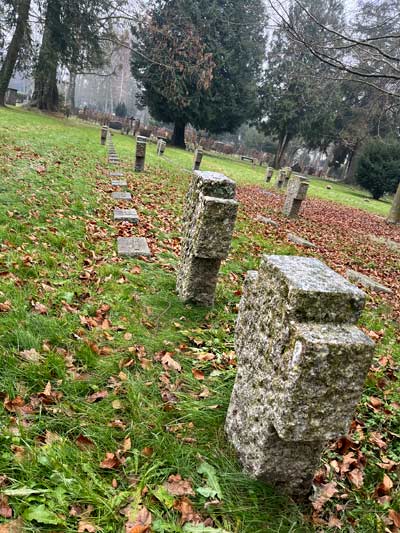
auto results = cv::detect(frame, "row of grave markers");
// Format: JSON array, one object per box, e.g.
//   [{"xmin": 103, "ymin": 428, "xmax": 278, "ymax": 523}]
[{"xmin": 100, "ymin": 126, "xmax": 375, "ymax": 500}]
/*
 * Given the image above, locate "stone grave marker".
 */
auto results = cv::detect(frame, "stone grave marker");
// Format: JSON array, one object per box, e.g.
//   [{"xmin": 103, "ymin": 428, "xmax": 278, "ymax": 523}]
[
  {"xmin": 101, "ymin": 126, "xmax": 108, "ymax": 145},
  {"xmin": 118, "ymin": 237, "xmax": 150, "ymax": 257},
  {"xmin": 265, "ymin": 167, "xmax": 274, "ymax": 183},
  {"xmin": 225, "ymin": 255, "xmax": 375, "ymax": 498},
  {"xmin": 112, "ymin": 192, "xmax": 132, "ymax": 201},
  {"xmin": 282, "ymin": 167, "xmax": 292, "ymax": 188},
  {"xmin": 193, "ymin": 148, "xmax": 203, "ymax": 171},
  {"xmin": 346, "ymin": 269, "xmax": 392, "ymax": 294},
  {"xmin": 110, "ymin": 172, "xmax": 124, "ymax": 178},
  {"xmin": 114, "ymin": 208, "xmax": 139, "ymax": 224},
  {"xmin": 177, "ymin": 171, "xmax": 238, "ymax": 306},
  {"xmin": 112, "ymin": 180, "xmax": 127, "ymax": 187},
  {"xmin": 135, "ymin": 136, "xmax": 147, "ymax": 172},
  {"xmin": 276, "ymin": 169, "xmax": 286, "ymax": 189},
  {"xmin": 287, "ymin": 233, "xmax": 316, "ymax": 248},
  {"xmin": 283, "ymin": 176, "xmax": 310, "ymax": 218},
  {"xmin": 157, "ymin": 139, "xmax": 166, "ymax": 156}
]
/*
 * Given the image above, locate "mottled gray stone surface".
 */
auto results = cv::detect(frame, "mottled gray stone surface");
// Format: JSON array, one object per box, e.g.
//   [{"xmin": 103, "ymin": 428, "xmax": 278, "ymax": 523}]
[
  {"xmin": 225, "ymin": 255, "xmax": 374, "ymax": 497},
  {"xmin": 157, "ymin": 139, "xmax": 166, "ymax": 156},
  {"xmin": 256, "ymin": 215, "xmax": 278, "ymax": 227},
  {"xmin": 135, "ymin": 139, "xmax": 147, "ymax": 172},
  {"xmin": 193, "ymin": 149, "xmax": 203, "ymax": 171},
  {"xmin": 101, "ymin": 126, "xmax": 108, "ymax": 145},
  {"xmin": 177, "ymin": 171, "xmax": 238, "ymax": 306},
  {"xmin": 287, "ymin": 233, "xmax": 316, "ymax": 248},
  {"xmin": 110, "ymin": 172, "xmax": 124, "ymax": 178},
  {"xmin": 283, "ymin": 176, "xmax": 309, "ymax": 218},
  {"xmin": 346, "ymin": 269, "xmax": 393, "ymax": 294},
  {"xmin": 112, "ymin": 192, "xmax": 132, "ymax": 201},
  {"xmin": 276, "ymin": 169, "xmax": 286, "ymax": 189},
  {"xmin": 117, "ymin": 237, "xmax": 150, "ymax": 257},
  {"xmin": 114, "ymin": 208, "xmax": 139, "ymax": 223},
  {"xmin": 112, "ymin": 180, "xmax": 127, "ymax": 187},
  {"xmin": 265, "ymin": 167, "xmax": 273, "ymax": 183}
]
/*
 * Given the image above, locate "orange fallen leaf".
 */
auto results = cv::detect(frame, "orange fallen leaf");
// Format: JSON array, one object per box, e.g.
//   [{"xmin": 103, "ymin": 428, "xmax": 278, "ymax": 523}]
[
  {"xmin": 348, "ymin": 468, "xmax": 364, "ymax": 489},
  {"xmin": 192, "ymin": 369, "xmax": 205, "ymax": 381},
  {"xmin": 100, "ymin": 453, "xmax": 121, "ymax": 469},
  {"xmin": 389, "ymin": 509, "xmax": 400, "ymax": 528},
  {"xmin": 87, "ymin": 391, "xmax": 108, "ymax": 403},
  {"xmin": 161, "ymin": 354, "xmax": 181, "ymax": 372},
  {"xmin": 312, "ymin": 482, "xmax": 338, "ymax": 512},
  {"xmin": 164, "ymin": 474, "xmax": 195, "ymax": 496}
]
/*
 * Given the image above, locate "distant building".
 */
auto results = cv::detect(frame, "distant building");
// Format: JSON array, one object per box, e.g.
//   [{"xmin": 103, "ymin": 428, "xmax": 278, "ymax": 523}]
[{"xmin": 6, "ymin": 88, "xmax": 17, "ymax": 106}]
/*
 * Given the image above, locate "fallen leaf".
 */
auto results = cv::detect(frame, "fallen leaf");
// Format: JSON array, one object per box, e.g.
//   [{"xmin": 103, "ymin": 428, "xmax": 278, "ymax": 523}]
[
  {"xmin": 100, "ymin": 453, "xmax": 121, "ymax": 469},
  {"xmin": 389, "ymin": 509, "xmax": 400, "ymax": 528},
  {"xmin": 0, "ymin": 495, "xmax": 12, "ymax": 518},
  {"xmin": 347, "ymin": 468, "xmax": 364, "ymax": 489},
  {"xmin": 125, "ymin": 505, "xmax": 152, "ymax": 533},
  {"xmin": 0, "ymin": 517, "xmax": 24, "ymax": 532},
  {"xmin": 375, "ymin": 474, "xmax": 393, "ymax": 496},
  {"xmin": 161, "ymin": 354, "xmax": 181, "ymax": 372},
  {"xmin": 192, "ymin": 369, "xmax": 205, "ymax": 381},
  {"xmin": 164, "ymin": 474, "xmax": 195, "ymax": 496},
  {"xmin": 0, "ymin": 301, "xmax": 12, "ymax": 312},
  {"xmin": 312, "ymin": 482, "xmax": 339, "ymax": 512},
  {"xmin": 174, "ymin": 497, "xmax": 202, "ymax": 525},
  {"xmin": 19, "ymin": 349, "xmax": 42, "ymax": 363},
  {"xmin": 87, "ymin": 391, "xmax": 108, "ymax": 403},
  {"xmin": 78, "ymin": 520, "xmax": 97, "ymax": 532}
]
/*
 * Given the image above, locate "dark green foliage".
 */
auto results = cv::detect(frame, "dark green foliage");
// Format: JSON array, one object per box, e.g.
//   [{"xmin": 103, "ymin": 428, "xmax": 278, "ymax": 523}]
[
  {"xmin": 115, "ymin": 101, "xmax": 127, "ymax": 118},
  {"xmin": 356, "ymin": 139, "xmax": 400, "ymax": 199},
  {"xmin": 131, "ymin": 0, "xmax": 266, "ymax": 146}
]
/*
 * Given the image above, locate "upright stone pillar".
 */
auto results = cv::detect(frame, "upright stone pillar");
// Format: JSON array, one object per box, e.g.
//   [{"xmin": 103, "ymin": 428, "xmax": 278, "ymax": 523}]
[
  {"xmin": 282, "ymin": 167, "xmax": 292, "ymax": 188},
  {"xmin": 225, "ymin": 255, "xmax": 374, "ymax": 498},
  {"xmin": 177, "ymin": 171, "xmax": 238, "ymax": 306},
  {"xmin": 157, "ymin": 139, "xmax": 166, "ymax": 156},
  {"xmin": 193, "ymin": 148, "xmax": 203, "ymax": 171},
  {"xmin": 101, "ymin": 126, "xmax": 108, "ymax": 145},
  {"xmin": 135, "ymin": 136, "xmax": 147, "ymax": 172},
  {"xmin": 276, "ymin": 169, "xmax": 285, "ymax": 189},
  {"xmin": 265, "ymin": 167, "xmax": 273, "ymax": 183},
  {"xmin": 282, "ymin": 176, "xmax": 310, "ymax": 218}
]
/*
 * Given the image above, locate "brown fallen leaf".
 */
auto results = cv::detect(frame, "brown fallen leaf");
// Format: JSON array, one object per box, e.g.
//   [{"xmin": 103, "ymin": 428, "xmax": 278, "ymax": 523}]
[
  {"xmin": 192, "ymin": 369, "xmax": 205, "ymax": 381},
  {"xmin": 369, "ymin": 432, "xmax": 387, "ymax": 450},
  {"xmin": 3, "ymin": 396, "xmax": 25, "ymax": 413},
  {"xmin": 389, "ymin": 509, "xmax": 400, "ymax": 528},
  {"xmin": 87, "ymin": 391, "xmax": 108, "ymax": 403},
  {"xmin": 164, "ymin": 474, "xmax": 195, "ymax": 496},
  {"xmin": 161, "ymin": 354, "xmax": 181, "ymax": 372},
  {"xmin": 78, "ymin": 520, "xmax": 97, "ymax": 532},
  {"xmin": 174, "ymin": 497, "xmax": 202, "ymax": 525},
  {"xmin": 125, "ymin": 506, "xmax": 152, "ymax": 533},
  {"xmin": 0, "ymin": 517, "xmax": 24, "ymax": 532},
  {"xmin": 347, "ymin": 468, "xmax": 364, "ymax": 489},
  {"xmin": 327, "ymin": 515, "xmax": 343, "ymax": 529},
  {"xmin": 76, "ymin": 435, "xmax": 95, "ymax": 450},
  {"xmin": 312, "ymin": 482, "xmax": 339, "ymax": 512},
  {"xmin": 0, "ymin": 301, "xmax": 12, "ymax": 312},
  {"xmin": 32, "ymin": 302, "xmax": 48, "ymax": 314},
  {"xmin": 19, "ymin": 349, "xmax": 42, "ymax": 363},
  {"xmin": 100, "ymin": 452, "xmax": 122, "ymax": 469},
  {"xmin": 375, "ymin": 474, "xmax": 393, "ymax": 496},
  {"xmin": 0, "ymin": 495, "xmax": 12, "ymax": 518}
]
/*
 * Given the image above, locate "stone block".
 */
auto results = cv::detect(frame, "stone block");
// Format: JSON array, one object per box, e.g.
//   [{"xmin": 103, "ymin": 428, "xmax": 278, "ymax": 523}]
[
  {"xmin": 112, "ymin": 192, "xmax": 132, "ymax": 201},
  {"xmin": 346, "ymin": 269, "xmax": 392, "ymax": 294},
  {"xmin": 110, "ymin": 172, "xmax": 124, "ymax": 178},
  {"xmin": 114, "ymin": 208, "xmax": 139, "ymax": 224},
  {"xmin": 117, "ymin": 237, "xmax": 150, "ymax": 257},
  {"xmin": 193, "ymin": 148, "xmax": 203, "ymax": 171},
  {"xmin": 112, "ymin": 180, "xmax": 127, "ymax": 187},
  {"xmin": 265, "ymin": 167, "xmax": 274, "ymax": 183},
  {"xmin": 101, "ymin": 126, "xmax": 108, "ymax": 145},
  {"xmin": 283, "ymin": 176, "xmax": 310, "ymax": 218},
  {"xmin": 177, "ymin": 171, "xmax": 238, "ymax": 306},
  {"xmin": 135, "ymin": 138, "xmax": 147, "ymax": 172},
  {"xmin": 225, "ymin": 255, "xmax": 374, "ymax": 497},
  {"xmin": 287, "ymin": 233, "xmax": 316, "ymax": 248}
]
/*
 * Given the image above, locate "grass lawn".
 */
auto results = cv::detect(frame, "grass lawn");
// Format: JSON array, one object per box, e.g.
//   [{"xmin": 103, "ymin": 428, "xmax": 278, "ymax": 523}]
[{"xmin": 0, "ymin": 107, "xmax": 399, "ymax": 533}]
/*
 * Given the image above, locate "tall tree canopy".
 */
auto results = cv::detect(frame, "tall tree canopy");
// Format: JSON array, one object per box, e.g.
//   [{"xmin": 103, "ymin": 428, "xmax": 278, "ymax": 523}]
[
  {"xmin": 131, "ymin": 0, "xmax": 266, "ymax": 147},
  {"xmin": 33, "ymin": 0, "xmax": 124, "ymax": 110}
]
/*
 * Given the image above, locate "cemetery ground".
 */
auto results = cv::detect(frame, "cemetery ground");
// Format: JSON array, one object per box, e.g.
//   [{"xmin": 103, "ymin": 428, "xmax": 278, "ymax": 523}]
[{"xmin": 0, "ymin": 107, "xmax": 399, "ymax": 533}]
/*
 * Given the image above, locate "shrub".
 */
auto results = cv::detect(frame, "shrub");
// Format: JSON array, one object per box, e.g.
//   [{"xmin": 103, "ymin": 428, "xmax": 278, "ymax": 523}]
[{"xmin": 356, "ymin": 139, "xmax": 400, "ymax": 200}]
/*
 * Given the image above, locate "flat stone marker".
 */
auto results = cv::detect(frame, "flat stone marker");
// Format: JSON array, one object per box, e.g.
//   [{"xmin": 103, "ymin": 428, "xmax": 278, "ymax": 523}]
[
  {"xmin": 114, "ymin": 208, "xmax": 139, "ymax": 223},
  {"xmin": 112, "ymin": 192, "xmax": 132, "ymax": 201},
  {"xmin": 112, "ymin": 180, "xmax": 127, "ymax": 187},
  {"xmin": 110, "ymin": 172, "xmax": 124, "ymax": 177},
  {"xmin": 256, "ymin": 215, "xmax": 279, "ymax": 227},
  {"xmin": 287, "ymin": 233, "xmax": 316, "ymax": 248},
  {"xmin": 118, "ymin": 237, "xmax": 151, "ymax": 257},
  {"xmin": 346, "ymin": 269, "xmax": 392, "ymax": 294},
  {"xmin": 225, "ymin": 256, "xmax": 375, "ymax": 498}
]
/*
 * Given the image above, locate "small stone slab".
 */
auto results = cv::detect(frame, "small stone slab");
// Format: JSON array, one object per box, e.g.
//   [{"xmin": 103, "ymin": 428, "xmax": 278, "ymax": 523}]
[
  {"xmin": 112, "ymin": 192, "xmax": 132, "ymax": 201},
  {"xmin": 117, "ymin": 237, "xmax": 151, "ymax": 257},
  {"xmin": 346, "ymin": 269, "xmax": 392, "ymax": 294},
  {"xmin": 112, "ymin": 180, "xmax": 127, "ymax": 187},
  {"xmin": 110, "ymin": 172, "xmax": 124, "ymax": 177},
  {"xmin": 114, "ymin": 208, "xmax": 139, "ymax": 223},
  {"xmin": 287, "ymin": 233, "xmax": 316, "ymax": 248},
  {"xmin": 256, "ymin": 215, "xmax": 279, "ymax": 228}
]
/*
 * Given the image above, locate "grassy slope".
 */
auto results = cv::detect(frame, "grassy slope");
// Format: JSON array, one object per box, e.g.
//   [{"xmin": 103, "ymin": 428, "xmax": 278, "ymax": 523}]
[{"xmin": 0, "ymin": 108, "xmax": 398, "ymax": 533}]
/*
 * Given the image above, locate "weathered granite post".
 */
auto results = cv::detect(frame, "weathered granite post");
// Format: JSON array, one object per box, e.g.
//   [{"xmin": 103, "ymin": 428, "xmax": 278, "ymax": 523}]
[
  {"xmin": 177, "ymin": 171, "xmax": 238, "ymax": 306},
  {"xmin": 276, "ymin": 169, "xmax": 285, "ymax": 189},
  {"xmin": 225, "ymin": 255, "xmax": 374, "ymax": 498},
  {"xmin": 101, "ymin": 126, "xmax": 108, "ymax": 145},
  {"xmin": 135, "ymin": 136, "xmax": 147, "ymax": 172},
  {"xmin": 282, "ymin": 176, "xmax": 310, "ymax": 218},
  {"xmin": 282, "ymin": 167, "xmax": 292, "ymax": 188},
  {"xmin": 193, "ymin": 148, "xmax": 203, "ymax": 171},
  {"xmin": 265, "ymin": 167, "xmax": 274, "ymax": 183}
]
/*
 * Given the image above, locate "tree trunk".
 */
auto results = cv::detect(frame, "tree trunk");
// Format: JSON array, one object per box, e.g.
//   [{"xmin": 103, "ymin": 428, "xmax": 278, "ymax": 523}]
[
  {"xmin": 32, "ymin": 1, "xmax": 61, "ymax": 111},
  {"xmin": 67, "ymin": 70, "xmax": 77, "ymax": 112},
  {"xmin": 0, "ymin": 0, "xmax": 31, "ymax": 106},
  {"xmin": 344, "ymin": 143, "xmax": 363, "ymax": 184},
  {"xmin": 387, "ymin": 181, "xmax": 400, "ymax": 224},
  {"xmin": 273, "ymin": 131, "xmax": 289, "ymax": 169},
  {"xmin": 172, "ymin": 120, "xmax": 186, "ymax": 148}
]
